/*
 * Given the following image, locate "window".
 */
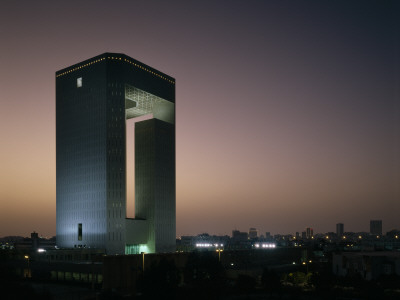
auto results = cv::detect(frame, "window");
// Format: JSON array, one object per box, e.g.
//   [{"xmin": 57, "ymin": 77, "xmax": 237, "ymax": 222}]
[
  {"xmin": 78, "ymin": 223, "xmax": 82, "ymax": 241},
  {"xmin": 77, "ymin": 77, "xmax": 82, "ymax": 88}
]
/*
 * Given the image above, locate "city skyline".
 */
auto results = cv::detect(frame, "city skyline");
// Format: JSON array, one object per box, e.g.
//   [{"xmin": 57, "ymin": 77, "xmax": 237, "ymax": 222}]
[{"xmin": 0, "ymin": 1, "xmax": 399, "ymax": 238}]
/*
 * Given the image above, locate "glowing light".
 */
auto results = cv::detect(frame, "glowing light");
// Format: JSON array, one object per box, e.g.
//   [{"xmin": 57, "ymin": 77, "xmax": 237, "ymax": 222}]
[
  {"xmin": 196, "ymin": 243, "xmax": 225, "ymax": 248},
  {"xmin": 37, "ymin": 248, "xmax": 46, "ymax": 253},
  {"xmin": 196, "ymin": 243, "xmax": 212, "ymax": 248},
  {"xmin": 255, "ymin": 243, "xmax": 276, "ymax": 249}
]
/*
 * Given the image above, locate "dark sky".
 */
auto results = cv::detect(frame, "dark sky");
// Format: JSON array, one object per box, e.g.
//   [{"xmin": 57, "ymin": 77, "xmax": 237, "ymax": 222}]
[{"xmin": 0, "ymin": 1, "xmax": 399, "ymax": 237}]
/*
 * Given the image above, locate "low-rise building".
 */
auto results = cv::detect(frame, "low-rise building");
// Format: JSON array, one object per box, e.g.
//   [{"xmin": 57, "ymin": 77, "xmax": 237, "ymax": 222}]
[{"xmin": 333, "ymin": 251, "xmax": 400, "ymax": 280}]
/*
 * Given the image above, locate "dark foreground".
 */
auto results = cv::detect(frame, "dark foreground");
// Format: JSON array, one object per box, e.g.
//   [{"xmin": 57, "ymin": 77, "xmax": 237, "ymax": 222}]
[{"xmin": 1, "ymin": 254, "xmax": 400, "ymax": 300}]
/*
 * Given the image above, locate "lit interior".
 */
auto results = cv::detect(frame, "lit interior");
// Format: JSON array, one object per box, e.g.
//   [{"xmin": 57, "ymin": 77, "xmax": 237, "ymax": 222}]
[{"xmin": 125, "ymin": 84, "xmax": 174, "ymax": 123}]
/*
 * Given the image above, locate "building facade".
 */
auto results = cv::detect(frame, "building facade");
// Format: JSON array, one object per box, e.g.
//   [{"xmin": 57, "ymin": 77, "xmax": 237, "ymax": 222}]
[
  {"xmin": 336, "ymin": 223, "xmax": 344, "ymax": 237},
  {"xmin": 306, "ymin": 227, "xmax": 313, "ymax": 239},
  {"xmin": 56, "ymin": 53, "xmax": 175, "ymax": 254},
  {"xmin": 333, "ymin": 252, "xmax": 400, "ymax": 280},
  {"xmin": 248, "ymin": 228, "xmax": 258, "ymax": 239}
]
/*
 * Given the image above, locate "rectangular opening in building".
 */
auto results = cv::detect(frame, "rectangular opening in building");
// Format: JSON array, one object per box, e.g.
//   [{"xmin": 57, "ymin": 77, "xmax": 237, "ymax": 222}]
[{"xmin": 78, "ymin": 223, "xmax": 82, "ymax": 241}]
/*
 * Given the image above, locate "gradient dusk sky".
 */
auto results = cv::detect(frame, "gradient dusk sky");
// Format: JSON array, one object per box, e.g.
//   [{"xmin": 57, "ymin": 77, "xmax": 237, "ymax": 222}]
[{"xmin": 0, "ymin": 1, "xmax": 399, "ymax": 238}]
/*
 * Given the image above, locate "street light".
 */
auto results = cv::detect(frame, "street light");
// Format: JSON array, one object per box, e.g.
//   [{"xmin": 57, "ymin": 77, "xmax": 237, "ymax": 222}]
[
  {"xmin": 216, "ymin": 249, "xmax": 223, "ymax": 262},
  {"xmin": 141, "ymin": 252, "xmax": 146, "ymax": 273},
  {"xmin": 302, "ymin": 260, "xmax": 311, "ymax": 273},
  {"xmin": 24, "ymin": 255, "xmax": 30, "ymax": 278}
]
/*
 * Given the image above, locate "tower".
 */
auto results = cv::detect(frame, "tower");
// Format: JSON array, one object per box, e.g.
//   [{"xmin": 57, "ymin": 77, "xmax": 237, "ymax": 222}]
[
  {"xmin": 56, "ymin": 53, "xmax": 175, "ymax": 254},
  {"xmin": 336, "ymin": 223, "xmax": 344, "ymax": 237},
  {"xmin": 306, "ymin": 227, "xmax": 313, "ymax": 239}
]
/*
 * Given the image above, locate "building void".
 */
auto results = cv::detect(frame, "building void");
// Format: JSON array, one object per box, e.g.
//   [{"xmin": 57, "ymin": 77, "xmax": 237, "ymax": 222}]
[{"xmin": 56, "ymin": 53, "xmax": 175, "ymax": 254}]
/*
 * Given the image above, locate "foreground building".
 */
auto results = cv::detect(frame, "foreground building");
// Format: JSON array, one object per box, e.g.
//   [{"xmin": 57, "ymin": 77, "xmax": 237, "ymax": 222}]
[
  {"xmin": 333, "ymin": 252, "xmax": 400, "ymax": 280},
  {"xmin": 56, "ymin": 53, "xmax": 175, "ymax": 254}
]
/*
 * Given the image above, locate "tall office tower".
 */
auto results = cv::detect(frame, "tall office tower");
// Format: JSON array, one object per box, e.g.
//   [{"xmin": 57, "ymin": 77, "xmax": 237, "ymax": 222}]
[
  {"xmin": 306, "ymin": 227, "xmax": 313, "ymax": 239},
  {"xmin": 370, "ymin": 220, "xmax": 382, "ymax": 236},
  {"xmin": 336, "ymin": 223, "xmax": 344, "ymax": 237},
  {"xmin": 56, "ymin": 53, "xmax": 175, "ymax": 254}
]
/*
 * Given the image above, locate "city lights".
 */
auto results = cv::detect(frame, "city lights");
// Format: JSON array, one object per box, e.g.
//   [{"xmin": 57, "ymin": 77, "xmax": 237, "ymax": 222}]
[
  {"xmin": 195, "ymin": 243, "xmax": 224, "ymax": 248},
  {"xmin": 254, "ymin": 243, "xmax": 276, "ymax": 249}
]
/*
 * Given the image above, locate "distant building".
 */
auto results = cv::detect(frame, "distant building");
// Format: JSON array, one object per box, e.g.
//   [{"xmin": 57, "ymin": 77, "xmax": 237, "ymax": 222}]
[
  {"xmin": 301, "ymin": 231, "xmax": 306, "ymax": 239},
  {"xmin": 306, "ymin": 227, "xmax": 313, "ymax": 239},
  {"xmin": 336, "ymin": 223, "xmax": 344, "ymax": 237},
  {"xmin": 232, "ymin": 230, "xmax": 248, "ymax": 242},
  {"xmin": 386, "ymin": 229, "xmax": 400, "ymax": 239},
  {"xmin": 370, "ymin": 220, "xmax": 382, "ymax": 236},
  {"xmin": 265, "ymin": 232, "xmax": 271, "ymax": 239},
  {"xmin": 14, "ymin": 232, "xmax": 56, "ymax": 251},
  {"xmin": 295, "ymin": 232, "xmax": 300, "ymax": 239},
  {"xmin": 248, "ymin": 228, "xmax": 258, "ymax": 239}
]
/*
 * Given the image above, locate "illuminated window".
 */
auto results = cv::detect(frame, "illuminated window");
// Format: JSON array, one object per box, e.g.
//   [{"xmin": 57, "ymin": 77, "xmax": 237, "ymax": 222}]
[
  {"xmin": 78, "ymin": 223, "xmax": 82, "ymax": 241},
  {"xmin": 77, "ymin": 77, "xmax": 82, "ymax": 88}
]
